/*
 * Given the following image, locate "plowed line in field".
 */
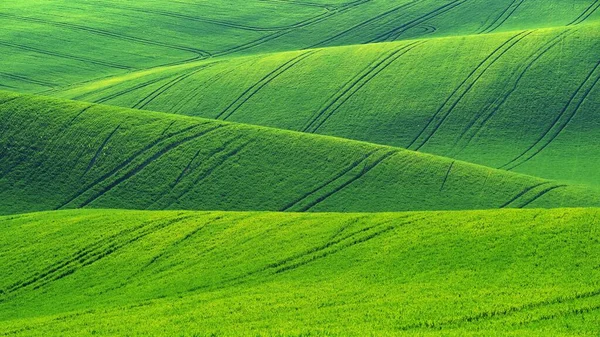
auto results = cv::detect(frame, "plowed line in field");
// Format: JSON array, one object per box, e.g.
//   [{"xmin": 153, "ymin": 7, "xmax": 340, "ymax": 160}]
[
  {"xmin": 303, "ymin": 41, "xmax": 423, "ymax": 133},
  {"xmin": 94, "ymin": 76, "xmax": 173, "ymax": 104},
  {"xmin": 4, "ymin": 215, "xmax": 192, "ymax": 295},
  {"xmin": 478, "ymin": 0, "xmax": 525, "ymax": 34},
  {"xmin": 301, "ymin": 150, "xmax": 397, "ymax": 211},
  {"xmin": 55, "ymin": 123, "xmax": 207, "ymax": 209},
  {"xmin": 568, "ymin": 0, "xmax": 600, "ymax": 25},
  {"xmin": 499, "ymin": 182, "xmax": 550, "ymax": 208},
  {"xmin": 78, "ymin": 125, "xmax": 225, "ymax": 208},
  {"xmin": 151, "ymin": 134, "xmax": 244, "ymax": 209},
  {"xmin": 280, "ymin": 150, "xmax": 379, "ymax": 211},
  {"xmin": 501, "ymin": 59, "xmax": 600, "ymax": 170},
  {"xmin": 310, "ymin": 0, "xmax": 422, "ymax": 48},
  {"xmin": 166, "ymin": 139, "xmax": 254, "ymax": 208},
  {"xmin": 0, "ymin": 41, "xmax": 132, "ymax": 70},
  {"xmin": 453, "ymin": 30, "xmax": 572, "ymax": 154},
  {"xmin": 82, "ymin": 124, "xmax": 121, "ymax": 177},
  {"xmin": 399, "ymin": 285, "xmax": 600, "ymax": 330},
  {"xmin": 407, "ymin": 30, "xmax": 532, "ymax": 151},
  {"xmin": 369, "ymin": 0, "xmax": 466, "ymax": 42},
  {"xmin": 134, "ymin": 65, "xmax": 213, "ymax": 110},
  {"xmin": 216, "ymin": 50, "xmax": 318, "ymax": 120},
  {"xmin": 213, "ymin": 0, "xmax": 369, "ymax": 57},
  {"xmin": 0, "ymin": 13, "xmax": 210, "ymax": 57},
  {"xmin": 440, "ymin": 161, "xmax": 455, "ymax": 191},
  {"xmin": 0, "ymin": 71, "xmax": 54, "ymax": 88},
  {"xmin": 517, "ymin": 185, "xmax": 566, "ymax": 208}
]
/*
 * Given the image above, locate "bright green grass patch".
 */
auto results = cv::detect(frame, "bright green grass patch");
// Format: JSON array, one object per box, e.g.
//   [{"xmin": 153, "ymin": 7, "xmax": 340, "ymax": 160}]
[
  {"xmin": 1, "ymin": 208, "xmax": 600, "ymax": 336},
  {"xmin": 2, "ymin": 91, "xmax": 599, "ymax": 215},
  {"xmin": 60, "ymin": 25, "xmax": 600, "ymax": 187}
]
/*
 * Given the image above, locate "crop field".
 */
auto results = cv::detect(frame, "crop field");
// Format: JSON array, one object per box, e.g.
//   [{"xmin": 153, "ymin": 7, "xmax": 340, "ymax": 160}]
[
  {"xmin": 2, "ymin": 209, "xmax": 600, "ymax": 336},
  {"xmin": 1, "ymin": 0, "xmax": 600, "ymax": 335}
]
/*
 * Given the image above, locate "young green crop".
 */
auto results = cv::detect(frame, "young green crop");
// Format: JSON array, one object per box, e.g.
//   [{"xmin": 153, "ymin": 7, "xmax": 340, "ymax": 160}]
[
  {"xmin": 1, "ymin": 208, "xmax": 600, "ymax": 336},
  {"xmin": 1, "ymin": 91, "xmax": 598, "ymax": 215}
]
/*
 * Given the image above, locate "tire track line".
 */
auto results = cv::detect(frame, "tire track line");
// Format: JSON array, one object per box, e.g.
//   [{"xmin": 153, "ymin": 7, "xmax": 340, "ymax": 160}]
[
  {"xmin": 55, "ymin": 123, "xmax": 208, "ymax": 209},
  {"xmin": 216, "ymin": 50, "xmax": 319, "ymax": 120},
  {"xmin": 500, "ymin": 59, "xmax": 600, "ymax": 170},
  {"xmin": 516, "ymin": 185, "xmax": 567, "ymax": 208},
  {"xmin": 309, "ymin": 0, "xmax": 423, "ymax": 48},
  {"xmin": 303, "ymin": 41, "xmax": 423, "ymax": 133},
  {"xmin": 133, "ymin": 64, "xmax": 214, "ymax": 110},
  {"xmin": 439, "ymin": 161, "xmax": 455, "ymax": 192},
  {"xmin": 452, "ymin": 30, "xmax": 572, "ymax": 155},
  {"xmin": 165, "ymin": 139, "xmax": 255, "ymax": 208},
  {"xmin": 568, "ymin": 0, "xmax": 600, "ymax": 25},
  {"xmin": 407, "ymin": 30, "xmax": 532, "ymax": 151},
  {"xmin": 499, "ymin": 182, "xmax": 550, "ymax": 208},
  {"xmin": 81, "ymin": 124, "xmax": 121, "ymax": 177},
  {"xmin": 369, "ymin": 0, "xmax": 467, "ymax": 43},
  {"xmin": 0, "ymin": 41, "xmax": 132, "ymax": 70},
  {"xmin": 300, "ymin": 150, "xmax": 398, "ymax": 212},
  {"xmin": 77, "ymin": 125, "xmax": 226, "ymax": 208},
  {"xmin": 0, "ymin": 13, "xmax": 211, "ymax": 57},
  {"xmin": 280, "ymin": 150, "xmax": 380, "ymax": 211},
  {"xmin": 478, "ymin": 0, "xmax": 525, "ymax": 34},
  {"xmin": 0, "ymin": 71, "xmax": 54, "ymax": 88}
]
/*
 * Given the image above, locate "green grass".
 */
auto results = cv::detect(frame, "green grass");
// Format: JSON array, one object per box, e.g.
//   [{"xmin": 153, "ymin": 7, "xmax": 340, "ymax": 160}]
[
  {"xmin": 1, "ymin": 208, "xmax": 600, "ymax": 336},
  {"xmin": 1, "ymin": 0, "xmax": 598, "ymax": 94},
  {"xmin": 56, "ymin": 24, "xmax": 600, "ymax": 188},
  {"xmin": 4, "ymin": 91, "xmax": 599, "ymax": 215}
]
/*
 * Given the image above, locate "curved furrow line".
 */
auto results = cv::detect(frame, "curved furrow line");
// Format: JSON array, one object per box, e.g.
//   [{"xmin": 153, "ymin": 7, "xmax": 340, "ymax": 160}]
[
  {"xmin": 501, "ymin": 60, "xmax": 600, "ymax": 170},
  {"xmin": 407, "ymin": 30, "xmax": 532, "ymax": 151},
  {"xmin": 399, "ymin": 285, "xmax": 600, "ymax": 330},
  {"xmin": 258, "ymin": 0, "xmax": 335, "ymax": 11},
  {"xmin": 303, "ymin": 41, "xmax": 423, "ymax": 133},
  {"xmin": 439, "ymin": 161, "xmax": 455, "ymax": 192},
  {"xmin": 280, "ymin": 150, "xmax": 379, "ymax": 211},
  {"xmin": 81, "ymin": 124, "xmax": 121, "ymax": 177},
  {"xmin": 300, "ymin": 150, "xmax": 398, "ymax": 212},
  {"xmin": 0, "ymin": 13, "xmax": 211, "ymax": 57},
  {"xmin": 54, "ymin": 123, "xmax": 209, "ymax": 210},
  {"xmin": 0, "ymin": 41, "xmax": 133, "ymax": 70},
  {"xmin": 133, "ymin": 65, "xmax": 214, "ymax": 110},
  {"xmin": 216, "ymin": 215, "xmax": 415, "ymax": 288},
  {"xmin": 93, "ymin": 76, "xmax": 174, "ymax": 104},
  {"xmin": 4, "ymin": 215, "xmax": 192, "ymax": 295},
  {"xmin": 0, "ymin": 71, "xmax": 54, "ymax": 88},
  {"xmin": 452, "ymin": 30, "xmax": 572, "ymax": 155},
  {"xmin": 478, "ymin": 0, "xmax": 525, "ymax": 34},
  {"xmin": 568, "ymin": 0, "xmax": 600, "ymax": 25},
  {"xmin": 499, "ymin": 182, "xmax": 550, "ymax": 208},
  {"xmin": 213, "ymin": 0, "xmax": 370, "ymax": 57},
  {"xmin": 77, "ymin": 125, "xmax": 226, "ymax": 208},
  {"xmin": 217, "ymin": 50, "xmax": 319, "ymax": 121},
  {"xmin": 516, "ymin": 185, "xmax": 567, "ymax": 208},
  {"xmin": 309, "ymin": 0, "xmax": 423, "ymax": 48},
  {"xmin": 149, "ymin": 133, "xmax": 244, "ymax": 209},
  {"xmin": 165, "ymin": 139, "xmax": 255, "ymax": 209},
  {"xmin": 368, "ymin": 0, "xmax": 467, "ymax": 43}
]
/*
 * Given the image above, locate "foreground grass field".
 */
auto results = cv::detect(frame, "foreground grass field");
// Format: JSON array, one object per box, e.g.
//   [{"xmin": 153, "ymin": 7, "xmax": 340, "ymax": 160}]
[
  {"xmin": 3, "ymin": 91, "xmax": 600, "ymax": 215},
  {"xmin": 1, "ymin": 208, "xmax": 600, "ymax": 336},
  {"xmin": 58, "ymin": 24, "xmax": 600, "ymax": 187}
]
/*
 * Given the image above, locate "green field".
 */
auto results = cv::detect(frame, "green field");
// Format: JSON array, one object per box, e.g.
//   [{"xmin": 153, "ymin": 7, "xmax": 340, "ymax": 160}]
[
  {"xmin": 1, "ymin": 0, "xmax": 599, "ymax": 335},
  {"xmin": 2, "ymin": 209, "xmax": 600, "ymax": 336}
]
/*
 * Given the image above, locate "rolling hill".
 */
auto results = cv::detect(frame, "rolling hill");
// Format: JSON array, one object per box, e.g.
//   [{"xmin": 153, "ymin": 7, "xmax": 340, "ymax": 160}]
[
  {"xmin": 3, "ymin": 91, "xmax": 598, "ymax": 215},
  {"xmin": 1, "ymin": 0, "xmax": 599, "ymax": 94},
  {"xmin": 56, "ymin": 24, "xmax": 600, "ymax": 188},
  {"xmin": 1, "ymin": 208, "xmax": 600, "ymax": 335},
  {"xmin": 2, "ymin": 0, "xmax": 599, "ymax": 335}
]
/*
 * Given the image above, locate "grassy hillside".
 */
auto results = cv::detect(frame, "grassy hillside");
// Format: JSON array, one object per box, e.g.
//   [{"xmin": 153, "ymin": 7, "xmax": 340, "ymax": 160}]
[
  {"xmin": 4, "ymin": 91, "xmax": 598, "ymax": 215},
  {"xmin": 1, "ymin": 0, "xmax": 599, "ymax": 93},
  {"xmin": 1, "ymin": 208, "xmax": 600, "ymax": 336},
  {"xmin": 59, "ymin": 25, "xmax": 600, "ymax": 187}
]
